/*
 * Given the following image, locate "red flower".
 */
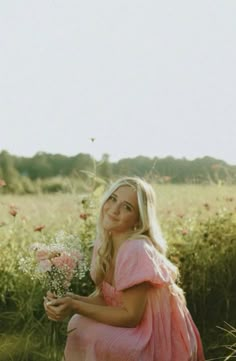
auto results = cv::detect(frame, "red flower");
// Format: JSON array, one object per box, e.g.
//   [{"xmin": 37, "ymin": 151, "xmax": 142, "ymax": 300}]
[
  {"xmin": 0, "ymin": 179, "xmax": 6, "ymax": 187},
  {"xmin": 80, "ymin": 213, "xmax": 89, "ymax": 221},
  {"xmin": 34, "ymin": 224, "xmax": 45, "ymax": 232},
  {"xmin": 9, "ymin": 207, "xmax": 17, "ymax": 217},
  {"xmin": 203, "ymin": 203, "xmax": 210, "ymax": 210}
]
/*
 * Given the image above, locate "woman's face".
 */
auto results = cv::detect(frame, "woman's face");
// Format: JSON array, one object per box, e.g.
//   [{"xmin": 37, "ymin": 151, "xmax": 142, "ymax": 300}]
[{"xmin": 102, "ymin": 185, "xmax": 139, "ymax": 235}]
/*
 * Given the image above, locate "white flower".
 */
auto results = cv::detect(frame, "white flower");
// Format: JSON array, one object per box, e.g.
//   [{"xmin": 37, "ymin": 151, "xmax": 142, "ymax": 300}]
[{"xmin": 37, "ymin": 260, "xmax": 52, "ymax": 272}]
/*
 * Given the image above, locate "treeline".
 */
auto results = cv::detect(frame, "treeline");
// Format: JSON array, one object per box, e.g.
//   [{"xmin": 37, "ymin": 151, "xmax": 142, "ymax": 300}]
[{"xmin": 0, "ymin": 150, "xmax": 236, "ymax": 193}]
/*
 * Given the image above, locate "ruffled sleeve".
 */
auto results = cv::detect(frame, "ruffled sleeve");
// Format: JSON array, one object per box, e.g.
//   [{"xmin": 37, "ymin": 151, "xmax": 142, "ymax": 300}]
[{"xmin": 114, "ymin": 238, "xmax": 177, "ymax": 291}]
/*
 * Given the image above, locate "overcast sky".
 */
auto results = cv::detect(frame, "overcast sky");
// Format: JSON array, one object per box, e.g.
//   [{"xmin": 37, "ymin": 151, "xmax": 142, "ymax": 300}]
[{"xmin": 0, "ymin": 1, "xmax": 236, "ymax": 164}]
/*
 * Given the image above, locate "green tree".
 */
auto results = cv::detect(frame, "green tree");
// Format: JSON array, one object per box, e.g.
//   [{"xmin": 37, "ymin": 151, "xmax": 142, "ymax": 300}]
[
  {"xmin": 97, "ymin": 153, "xmax": 112, "ymax": 180},
  {"xmin": 0, "ymin": 150, "xmax": 22, "ymax": 193}
]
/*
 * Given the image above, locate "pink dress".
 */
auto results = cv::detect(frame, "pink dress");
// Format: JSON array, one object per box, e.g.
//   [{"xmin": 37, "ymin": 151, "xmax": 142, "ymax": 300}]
[{"xmin": 64, "ymin": 238, "xmax": 205, "ymax": 361}]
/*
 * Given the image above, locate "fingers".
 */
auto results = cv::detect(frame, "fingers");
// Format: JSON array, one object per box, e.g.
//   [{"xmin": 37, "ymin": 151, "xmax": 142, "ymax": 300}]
[
  {"xmin": 43, "ymin": 297, "xmax": 50, "ymax": 309},
  {"xmin": 47, "ymin": 296, "xmax": 70, "ymax": 307},
  {"xmin": 44, "ymin": 301, "xmax": 61, "ymax": 320},
  {"xmin": 47, "ymin": 306, "xmax": 64, "ymax": 321},
  {"xmin": 43, "ymin": 295, "xmax": 72, "ymax": 321},
  {"xmin": 47, "ymin": 315, "xmax": 58, "ymax": 321},
  {"xmin": 46, "ymin": 291, "xmax": 58, "ymax": 300},
  {"xmin": 46, "ymin": 299, "xmax": 59, "ymax": 306},
  {"xmin": 43, "ymin": 303, "xmax": 57, "ymax": 321}
]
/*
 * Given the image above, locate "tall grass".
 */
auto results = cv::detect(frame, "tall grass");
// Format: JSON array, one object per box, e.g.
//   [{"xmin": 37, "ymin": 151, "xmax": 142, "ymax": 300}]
[{"xmin": 0, "ymin": 184, "xmax": 235, "ymax": 360}]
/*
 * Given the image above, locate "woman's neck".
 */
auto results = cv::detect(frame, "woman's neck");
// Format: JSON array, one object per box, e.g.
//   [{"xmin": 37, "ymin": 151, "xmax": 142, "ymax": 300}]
[{"xmin": 111, "ymin": 232, "xmax": 130, "ymax": 253}]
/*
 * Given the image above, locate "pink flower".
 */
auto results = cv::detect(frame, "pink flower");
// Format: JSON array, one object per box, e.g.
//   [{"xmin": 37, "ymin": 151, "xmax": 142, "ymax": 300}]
[
  {"xmin": 0, "ymin": 179, "xmax": 6, "ymax": 187},
  {"xmin": 80, "ymin": 213, "xmax": 89, "ymax": 220},
  {"xmin": 52, "ymin": 253, "xmax": 76, "ymax": 270},
  {"xmin": 34, "ymin": 224, "xmax": 45, "ymax": 232},
  {"xmin": 9, "ymin": 207, "xmax": 17, "ymax": 217},
  {"xmin": 38, "ymin": 259, "xmax": 52, "ymax": 272},
  {"xmin": 36, "ymin": 249, "xmax": 50, "ymax": 261},
  {"xmin": 51, "ymin": 253, "xmax": 77, "ymax": 281}
]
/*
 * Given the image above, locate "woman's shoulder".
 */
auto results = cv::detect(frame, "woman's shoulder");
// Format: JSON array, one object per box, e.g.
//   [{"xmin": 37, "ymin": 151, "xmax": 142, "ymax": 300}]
[
  {"xmin": 118, "ymin": 237, "xmax": 156, "ymax": 257},
  {"xmin": 115, "ymin": 237, "xmax": 176, "ymax": 289},
  {"xmin": 119, "ymin": 237, "xmax": 177, "ymax": 276}
]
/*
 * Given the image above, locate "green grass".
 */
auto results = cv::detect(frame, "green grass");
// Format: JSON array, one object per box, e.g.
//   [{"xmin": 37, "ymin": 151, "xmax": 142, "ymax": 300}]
[{"xmin": 0, "ymin": 184, "xmax": 236, "ymax": 360}]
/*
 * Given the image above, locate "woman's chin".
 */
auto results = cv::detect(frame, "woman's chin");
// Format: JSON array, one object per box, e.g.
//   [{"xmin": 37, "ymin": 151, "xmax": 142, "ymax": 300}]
[{"xmin": 102, "ymin": 221, "xmax": 113, "ymax": 232}]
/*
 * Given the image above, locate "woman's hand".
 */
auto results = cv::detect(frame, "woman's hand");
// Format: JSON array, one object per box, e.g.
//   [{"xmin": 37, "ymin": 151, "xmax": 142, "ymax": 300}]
[{"xmin": 43, "ymin": 292, "xmax": 75, "ymax": 322}]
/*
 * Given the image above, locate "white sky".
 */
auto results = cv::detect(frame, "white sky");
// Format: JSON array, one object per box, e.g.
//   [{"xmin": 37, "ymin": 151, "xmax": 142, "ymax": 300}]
[{"xmin": 0, "ymin": 1, "xmax": 236, "ymax": 165}]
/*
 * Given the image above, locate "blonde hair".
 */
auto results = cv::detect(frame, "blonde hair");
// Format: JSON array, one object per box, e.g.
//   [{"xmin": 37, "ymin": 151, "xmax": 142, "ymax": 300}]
[{"xmin": 93, "ymin": 177, "xmax": 168, "ymax": 286}]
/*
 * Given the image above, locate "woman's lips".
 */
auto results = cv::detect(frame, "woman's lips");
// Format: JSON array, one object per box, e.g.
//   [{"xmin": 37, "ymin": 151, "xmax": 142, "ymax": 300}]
[{"xmin": 107, "ymin": 214, "xmax": 119, "ymax": 221}]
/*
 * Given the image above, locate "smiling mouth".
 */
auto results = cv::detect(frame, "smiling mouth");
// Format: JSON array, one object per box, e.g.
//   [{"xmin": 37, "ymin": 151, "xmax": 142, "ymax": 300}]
[{"xmin": 107, "ymin": 214, "xmax": 119, "ymax": 221}]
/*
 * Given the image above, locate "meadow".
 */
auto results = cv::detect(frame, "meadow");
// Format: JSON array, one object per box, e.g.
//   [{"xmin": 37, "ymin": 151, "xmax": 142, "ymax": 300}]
[{"xmin": 0, "ymin": 184, "xmax": 236, "ymax": 360}]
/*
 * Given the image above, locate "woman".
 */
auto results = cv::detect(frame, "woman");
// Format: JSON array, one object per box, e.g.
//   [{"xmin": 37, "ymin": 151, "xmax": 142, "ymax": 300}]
[{"xmin": 44, "ymin": 177, "xmax": 205, "ymax": 361}]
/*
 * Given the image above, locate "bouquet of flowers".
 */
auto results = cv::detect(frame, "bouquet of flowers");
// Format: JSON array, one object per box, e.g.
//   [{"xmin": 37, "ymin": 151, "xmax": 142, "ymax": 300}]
[
  {"xmin": 18, "ymin": 231, "xmax": 89, "ymax": 360},
  {"xmin": 19, "ymin": 231, "xmax": 88, "ymax": 297}
]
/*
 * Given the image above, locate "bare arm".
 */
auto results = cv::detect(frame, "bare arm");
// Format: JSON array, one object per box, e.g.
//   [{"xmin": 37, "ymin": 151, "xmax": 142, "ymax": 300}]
[
  {"xmin": 45, "ymin": 290, "xmax": 106, "ymax": 306},
  {"xmin": 68, "ymin": 293, "xmax": 106, "ymax": 305},
  {"xmin": 45, "ymin": 282, "xmax": 150, "ymax": 328}
]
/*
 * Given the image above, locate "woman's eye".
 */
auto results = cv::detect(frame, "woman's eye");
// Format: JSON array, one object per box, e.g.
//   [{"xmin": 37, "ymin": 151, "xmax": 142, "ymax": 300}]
[
  {"xmin": 109, "ymin": 195, "xmax": 116, "ymax": 202},
  {"xmin": 123, "ymin": 204, "xmax": 132, "ymax": 212}
]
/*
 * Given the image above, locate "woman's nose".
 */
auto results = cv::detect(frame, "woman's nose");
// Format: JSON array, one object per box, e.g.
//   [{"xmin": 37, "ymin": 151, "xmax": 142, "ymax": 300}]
[{"xmin": 110, "ymin": 203, "xmax": 120, "ymax": 214}]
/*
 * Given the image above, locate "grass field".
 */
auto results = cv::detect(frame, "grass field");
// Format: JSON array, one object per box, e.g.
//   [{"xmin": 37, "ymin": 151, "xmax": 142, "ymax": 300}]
[
  {"xmin": 0, "ymin": 184, "xmax": 236, "ymax": 360},
  {"xmin": 1, "ymin": 183, "xmax": 235, "ymax": 226}
]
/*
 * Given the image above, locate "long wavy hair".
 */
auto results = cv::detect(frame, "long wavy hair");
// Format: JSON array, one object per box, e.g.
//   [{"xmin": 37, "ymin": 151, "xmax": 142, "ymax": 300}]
[{"xmin": 93, "ymin": 177, "xmax": 170, "ymax": 286}]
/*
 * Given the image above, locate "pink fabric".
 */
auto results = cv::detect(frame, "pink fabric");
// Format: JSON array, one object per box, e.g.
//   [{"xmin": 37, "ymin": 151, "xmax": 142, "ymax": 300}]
[{"xmin": 64, "ymin": 239, "xmax": 205, "ymax": 361}]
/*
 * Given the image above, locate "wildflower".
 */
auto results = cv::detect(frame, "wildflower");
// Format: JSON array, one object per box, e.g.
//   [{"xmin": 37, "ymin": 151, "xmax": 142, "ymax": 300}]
[
  {"xmin": 80, "ymin": 213, "xmax": 89, "ymax": 221},
  {"xmin": 181, "ymin": 229, "xmax": 188, "ymax": 236},
  {"xmin": 36, "ymin": 249, "xmax": 51, "ymax": 261},
  {"xmin": 19, "ymin": 231, "xmax": 87, "ymax": 297},
  {"xmin": 9, "ymin": 207, "xmax": 17, "ymax": 217},
  {"xmin": 203, "ymin": 203, "xmax": 210, "ymax": 210},
  {"xmin": 38, "ymin": 259, "xmax": 52, "ymax": 272},
  {"xmin": 34, "ymin": 224, "xmax": 45, "ymax": 232},
  {"xmin": 51, "ymin": 253, "xmax": 77, "ymax": 281},
  {"xmin": 0, "ymin": 179, "xmax": 6, "ymax": 187}
]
